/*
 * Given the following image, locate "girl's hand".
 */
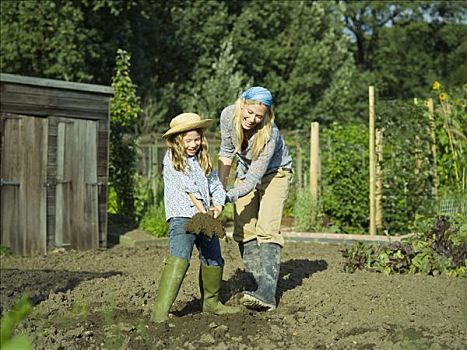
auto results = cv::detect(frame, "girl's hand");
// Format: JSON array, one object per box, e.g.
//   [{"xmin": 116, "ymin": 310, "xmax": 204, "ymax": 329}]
[
  {"xmin": 188, "ymin": 193, "xmax": 206, "ymax": 213},
  {"xmin": 209, "ymin": 205, "xmax": 223, "ymax": 219}
]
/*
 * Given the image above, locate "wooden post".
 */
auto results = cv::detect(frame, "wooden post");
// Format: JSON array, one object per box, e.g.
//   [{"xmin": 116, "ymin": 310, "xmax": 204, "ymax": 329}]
[
  {"xmin": 376, "ymin": 129, "xmax": 383, "ymax": 228},
  {"xmin": 309, "ymin": 122, "xmax": 319, "ymax": 201},
  {"xmin": 142, "ymin": 145, "xmax": 147, "ymax": 178},
  {"xmin": 147, "ymin": 145, "xmax": 152, "ymax": 179},
  {"xmin": 415, "ymin": 135, "xmax": 422, "ymax": 181},
  {"xmin": 427, "ymin": 98, "xmax": 438, "ymax": 197},
  {"xmin": 152, "ymin": 138, "xmax": 159, "ymax": 203},
  {"xmin": 296, "ymin": 138, "xmax": 303, "ymax": 189},
  {"xmin": 369, "ymin": 86, "xmax": 376, "ymax": 236}
]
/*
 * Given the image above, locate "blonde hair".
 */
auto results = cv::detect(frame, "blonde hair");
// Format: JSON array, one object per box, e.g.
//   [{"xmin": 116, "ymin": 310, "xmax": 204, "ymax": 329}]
[
  {"xmin": 233, "ymin": 99, "xmax": 274, "ymax": 159},
  {"xmin": 166, "ymin": 129, "xmax": 212, "ymax": 175}
]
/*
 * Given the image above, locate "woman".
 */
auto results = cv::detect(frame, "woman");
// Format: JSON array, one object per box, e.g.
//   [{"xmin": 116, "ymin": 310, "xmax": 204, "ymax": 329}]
[{"xmin": 218, "ymin": 87, "xmax": 293, "ymax": 311}]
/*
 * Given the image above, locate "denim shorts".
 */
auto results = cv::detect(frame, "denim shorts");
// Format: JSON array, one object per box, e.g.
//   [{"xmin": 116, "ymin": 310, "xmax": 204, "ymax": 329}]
[{"xmin": 168, "ymin": 217, "xmax": 224, "ymax": 266}]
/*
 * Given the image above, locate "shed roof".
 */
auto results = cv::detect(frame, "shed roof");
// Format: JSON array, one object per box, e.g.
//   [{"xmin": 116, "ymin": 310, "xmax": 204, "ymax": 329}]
[{"xmin": 0, "ymin": 73, "xmax": 114, "ymax": 95}]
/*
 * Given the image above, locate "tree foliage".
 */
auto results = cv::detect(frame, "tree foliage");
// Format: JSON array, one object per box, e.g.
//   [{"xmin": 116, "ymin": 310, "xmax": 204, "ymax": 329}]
[
  {"xmin": 341, "ymin": 0, "xmax": 467, "ymax": 99},
  {"xmin": 0, "ymin": 0, "xmax": 97, "ymax": 81},
  {"xmin": 227, "ymin": 1, "xmax": 357, "ymax": 128},
  {"xmin": 180, "ymin": 38, "xmax": 250, "ymax": 126},
  {"xmin": 1, "ymin": 0, "xmax": 464, "ymax": 128},
  {"xmin": 109, "ymin": 49, "xmax": 142, "ymax": 220}
]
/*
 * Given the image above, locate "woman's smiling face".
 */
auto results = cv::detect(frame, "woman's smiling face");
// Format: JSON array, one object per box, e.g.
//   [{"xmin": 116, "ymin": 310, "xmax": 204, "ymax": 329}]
[{"xmin": 241, "ymin": 103, "xmax": 268, "ymax": 130}]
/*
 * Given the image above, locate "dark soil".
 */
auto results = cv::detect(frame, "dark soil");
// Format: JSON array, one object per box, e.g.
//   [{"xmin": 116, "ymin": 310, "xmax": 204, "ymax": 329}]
[
  {"xmin": 1, "ymin": 236, "xmax": 466, "ymax": 349},
  {"xmin": 185, "ymin": 212, "xmax": 226, "ymax": 238}
]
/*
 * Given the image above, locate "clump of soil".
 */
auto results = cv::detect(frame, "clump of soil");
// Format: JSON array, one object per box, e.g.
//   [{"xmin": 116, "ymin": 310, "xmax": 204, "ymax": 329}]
[
  {"xmin": 185, "ymin": 212, "xmax": 226, "ymax": 238},
  {"xmin": 1, "ymin": 240, "xmax": 466, "ymax": 349}
]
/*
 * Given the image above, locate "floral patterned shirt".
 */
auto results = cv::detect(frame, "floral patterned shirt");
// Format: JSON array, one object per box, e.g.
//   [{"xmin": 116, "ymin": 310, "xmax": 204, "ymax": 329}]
[
  {"xmin": 219, "ymin": 104, "xmax": 293, "ymax": 202},
  {"xmin": 163, "ymin": 150, "xmax": 226, "ymax": 220}
]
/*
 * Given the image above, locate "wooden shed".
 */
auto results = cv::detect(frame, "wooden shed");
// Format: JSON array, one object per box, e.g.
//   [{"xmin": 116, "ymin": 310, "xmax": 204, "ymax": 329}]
[{"xmin": 0, "ymin": 73, "xmax": 114, "ymax": 255}]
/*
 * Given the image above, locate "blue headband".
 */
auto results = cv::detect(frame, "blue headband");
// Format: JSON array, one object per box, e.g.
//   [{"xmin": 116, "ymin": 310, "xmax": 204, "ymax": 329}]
[{"xmin": 241, "ymin": 86, "xmax": 273, "ymax": 107}]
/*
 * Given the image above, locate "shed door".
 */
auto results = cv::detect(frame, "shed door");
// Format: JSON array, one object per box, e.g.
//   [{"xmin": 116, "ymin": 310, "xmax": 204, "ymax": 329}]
[
  {"xmin": 55, "ymin": 118, "xmax": 99, "ymax": 250},
  {"xmin": 0, "ymin": 114, "xmax": 48, "ymax": 255}
]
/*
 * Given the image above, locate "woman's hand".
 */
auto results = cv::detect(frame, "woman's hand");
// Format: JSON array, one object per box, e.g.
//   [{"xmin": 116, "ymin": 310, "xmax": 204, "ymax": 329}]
[{"xmin": 209, "ymin": 205, "xmax": 223, "ymax": 219}]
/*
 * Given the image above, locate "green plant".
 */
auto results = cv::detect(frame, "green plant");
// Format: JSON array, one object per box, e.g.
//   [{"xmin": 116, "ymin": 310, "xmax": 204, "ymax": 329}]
[
  {"xmin": 431, "ymin": 81, "xmax": 466, "ymax": 195},
  {"xmin": 49, "ymin": 301, "xmax": 90, "ymax": 331},
  {"xmin": 320, "ymin": 122, "xmax": 369, "ymax": 233},
  {"xmin": 377, "ymin": 100, "xmax": 434, "ymax": 234},
  {"xmin": 219, "ymin": 204, "xmax": 234, "ymax": 225},
  {"xmin": 109, "ymin": 48, "xmax": 142, "ymax": 221},
  {"xmin": 283, "ymin": 174, "xmax": 299, "ymax": 219},
  {"xmin": 1, "ymin": 295, "xmax": 32, "ymax": 350},
  {"xmin": 100, "ymin": 305, "xmax": 124, "ymax": 350},
  {"xmin": 133, "ymin": 173, "xmax": 164, "ymax": 222},
  {"xmin": 107, "ymin": 185, "xmax": 118, "ymax": 215},
  {"xmin": 293, "ymin": 190, "xmax": 322, "ymax": 232},
  {"xmin": 343, "ymin": 215, "xmax": 467, "ymax": 276},
  {"xmin": 139, "ymin": 204, "xmax": 168, "ymax": 237},
  {"xmin": 0, "ymin": 245, "xmax": 11, "ymax": 256}
]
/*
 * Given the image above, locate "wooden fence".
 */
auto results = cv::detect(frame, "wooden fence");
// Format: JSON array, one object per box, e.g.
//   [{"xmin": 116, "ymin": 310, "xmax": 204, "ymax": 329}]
[{"xmin": 136, "ymin": 127, "xmax": 320, "ymax": 203}]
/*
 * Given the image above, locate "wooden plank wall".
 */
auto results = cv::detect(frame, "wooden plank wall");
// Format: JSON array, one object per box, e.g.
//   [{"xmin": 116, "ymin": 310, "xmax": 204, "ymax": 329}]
[
  {"xmin": 97, "ymin": 118, "xmax": 109, "ymax": 248},
  {"xmin": 48, "ymin": 116, "xmax": 110, "ymax": 249},
  {"xmin": 1, "ymin": 77, "xmax": 113, "ymax": 253},
  {"xmin": 0, "ymin": 114, "xmax": 48, "ymax": 254},
  {"xmin": 62, "ymin": 119, "xmax": 99, "ymax": 250},
  {"xmin": 46, "ymin": 116, "xmax": 58, "ymax": 248},
  {"xmin": 1, "ymin": 83, "xmax": 110, "ymax": 120}
]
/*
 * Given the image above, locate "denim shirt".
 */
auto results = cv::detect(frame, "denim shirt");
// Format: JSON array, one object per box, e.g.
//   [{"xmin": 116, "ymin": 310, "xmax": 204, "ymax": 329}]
[
  {"xmin": 219, "ymin": 104, "xmax": 293, "ymax": 202},
  {"xmin": 163, "ymin": 150, "xmax": 226, "ymax": 220}
]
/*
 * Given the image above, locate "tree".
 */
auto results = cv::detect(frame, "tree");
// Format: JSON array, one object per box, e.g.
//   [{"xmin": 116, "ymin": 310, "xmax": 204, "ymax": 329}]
[
  {"xmin": 340, "ymin": 0, "xmax": 417, "ymax": 72},
  {"xmin": 180, "ymin": 38, "xmax": 250, "ymax": 126},
  {"xmin": 109, "ymin": 49, "xmax": 142, "ymax": 219},
  {"xmin": 229, "ymin": 1, "xmax": 358, "ymax": 127},
  {"xmin": 0, "ymin": 0, "xmax": 97, "ymax": 81},
  {"xmin": 340, "ymin": 0, "xmax": 467, "ymax": 99}
]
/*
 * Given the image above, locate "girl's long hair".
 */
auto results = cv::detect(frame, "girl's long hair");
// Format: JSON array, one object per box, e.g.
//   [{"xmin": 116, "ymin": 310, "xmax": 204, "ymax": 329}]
[
  {"xmin": 232, "ymin": 99, "xmax": 274, "ymax": 159},
  {"xmin": 166, "ymin": 129, "xmax": 212, "ymax": 175}
]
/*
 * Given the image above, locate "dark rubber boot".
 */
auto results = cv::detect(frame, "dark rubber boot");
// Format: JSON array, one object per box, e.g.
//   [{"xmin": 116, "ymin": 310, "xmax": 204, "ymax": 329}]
[
  {"xmin": 240, "ymin": 243, "xmax": 281, "ymax": 311},
  {"xmin": 201, "ymin": 264, "xmax": 240, "ymax": 315},
  {"xmin": 151, "ymin": 256, "xmax": 189, "ymax": 323},
  {"xmin": 239, "ymin": 240, "xmax": 260, "ymax": 290}
]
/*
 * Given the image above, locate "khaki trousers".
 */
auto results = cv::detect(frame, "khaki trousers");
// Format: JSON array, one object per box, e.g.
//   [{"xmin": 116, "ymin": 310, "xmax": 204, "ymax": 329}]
[{"xmin": 233, "ymin": 168, "xmax": 292, "ymax": 247}]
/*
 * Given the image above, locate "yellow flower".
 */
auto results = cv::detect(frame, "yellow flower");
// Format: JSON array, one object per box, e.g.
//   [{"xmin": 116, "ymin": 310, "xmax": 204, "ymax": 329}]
[
  {"xmin": 432, "ymin": 81, "xmax": 441, "ymax": 91},
  {"xmin": 439, "ymin": 92, "xmax": 447, "ymax": 102}
]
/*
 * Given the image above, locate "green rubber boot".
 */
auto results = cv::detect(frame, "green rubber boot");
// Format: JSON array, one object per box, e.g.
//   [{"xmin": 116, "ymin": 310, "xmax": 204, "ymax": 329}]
[
  {"xmin": 151, "ymin": 256, "xmax": 189, "ymax": 323},
  {"xmin": 200, "ymin": 264, "xmax": 240, "ymax": 315}
]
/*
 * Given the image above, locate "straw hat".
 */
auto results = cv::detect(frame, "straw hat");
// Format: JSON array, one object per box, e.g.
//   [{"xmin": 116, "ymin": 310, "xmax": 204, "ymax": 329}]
[{"xmin": 163, "ymin": 113, "xmax": 212, "ymax": 138}]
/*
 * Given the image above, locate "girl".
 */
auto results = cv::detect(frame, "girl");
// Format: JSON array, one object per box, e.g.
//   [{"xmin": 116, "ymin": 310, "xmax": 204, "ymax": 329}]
[
  {"xmin": 152, "ymin": 113, "xmax": 239, "ymax": 323},
  {"xmin": 218, "ymin": 87, "xmax": 293, "ymax": 311}
]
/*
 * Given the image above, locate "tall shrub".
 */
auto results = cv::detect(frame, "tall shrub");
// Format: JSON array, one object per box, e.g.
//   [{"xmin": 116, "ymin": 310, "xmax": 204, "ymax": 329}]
[
  {"xmin": 109, "ymin": 49, "xmax": 142, "ymax": 220},
  {"xmin": 378, "ymin": 100, "xmax": 434, "ymax": 233},
  {"xmin": 320, "ymin": 122, "xmax": 369, "ymax": 233}
]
